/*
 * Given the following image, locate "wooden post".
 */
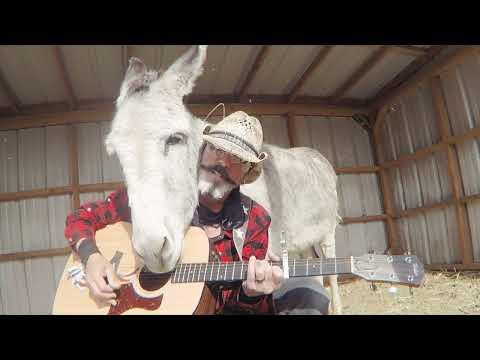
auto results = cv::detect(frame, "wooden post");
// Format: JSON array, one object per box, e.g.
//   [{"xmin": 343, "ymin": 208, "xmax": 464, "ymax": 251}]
[
  {"xmin": 286, "ymin": 112, "xmax": 298, "ymax": 147},
  {"xmin": 68, "ymin": 125, "xmax": 80, "ymax": 210},
  {"xmin": 371, "ymin": 111, "xmax": 402, "ymax": 254},
  {"xmin": 431, "ymin": 76, "xmax": 474, "ymax": 265}
]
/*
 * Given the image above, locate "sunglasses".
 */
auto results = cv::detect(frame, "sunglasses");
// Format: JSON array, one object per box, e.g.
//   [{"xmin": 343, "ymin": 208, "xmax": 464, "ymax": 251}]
[{"xmin": 205, "ymin": 143, "xmax": 250, "ymax": 166}]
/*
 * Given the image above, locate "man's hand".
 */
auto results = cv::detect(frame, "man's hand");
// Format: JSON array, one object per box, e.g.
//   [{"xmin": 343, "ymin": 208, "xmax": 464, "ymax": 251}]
[
  {"xmin": 83, "ymin": 253, "xmax": 122, "ymax": 306},
  {"xmin": 242, "ymin": 256, "xmax": 284, "ymax": 297}
]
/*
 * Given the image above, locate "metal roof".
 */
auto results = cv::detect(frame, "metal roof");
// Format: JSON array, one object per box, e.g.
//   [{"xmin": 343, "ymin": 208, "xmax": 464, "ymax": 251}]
[{"xmin": 0, "ymin": 45, "xmax": 440, "ymax": 117}]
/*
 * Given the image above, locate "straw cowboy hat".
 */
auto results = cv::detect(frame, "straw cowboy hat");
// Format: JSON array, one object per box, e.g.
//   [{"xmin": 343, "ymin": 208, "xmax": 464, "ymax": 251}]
[{"xmin": 202, "ymin": 111, "xmax": 268, "ymax": 185}]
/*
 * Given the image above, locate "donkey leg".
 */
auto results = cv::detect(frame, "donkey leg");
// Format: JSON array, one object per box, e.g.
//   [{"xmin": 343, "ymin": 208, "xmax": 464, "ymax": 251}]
[{"xmin": 315, "ymin": 234, "xmax": 342, "ymax": 315}]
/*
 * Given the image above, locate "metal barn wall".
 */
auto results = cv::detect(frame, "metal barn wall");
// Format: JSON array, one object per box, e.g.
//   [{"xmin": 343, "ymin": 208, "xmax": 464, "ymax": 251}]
[
  {"xmin": 0, "ymin": 120, "xmax": 123, "ymax": 314},
  {"xmin": 0, "ymin": 115, "xmax": 385, "ymax": 314},
  {"xmin": 439, "ymin": 52, "xmax": 480, "ymax": 262},
  {"xmin": 377, "ymin": 50, "xmax": 480, "ymax": 264}
]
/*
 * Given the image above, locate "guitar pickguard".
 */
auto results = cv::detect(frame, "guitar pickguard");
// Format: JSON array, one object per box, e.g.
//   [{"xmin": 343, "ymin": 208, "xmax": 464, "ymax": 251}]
[{"xmin": 107, "ymin": 282, "xmax": 164, "ymax": 315}]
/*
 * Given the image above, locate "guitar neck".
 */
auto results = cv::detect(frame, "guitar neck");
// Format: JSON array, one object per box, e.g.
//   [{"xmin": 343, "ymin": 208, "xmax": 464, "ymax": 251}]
[{"xmin": 170, "ymin": 258, "xmax": 353, "ymax": 284}]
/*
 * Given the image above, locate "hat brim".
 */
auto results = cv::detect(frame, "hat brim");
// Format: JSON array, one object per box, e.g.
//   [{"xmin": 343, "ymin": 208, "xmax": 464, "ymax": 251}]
[{"xmin": 203, "ymin": 135, "xmax": 267, "ymax": 164}]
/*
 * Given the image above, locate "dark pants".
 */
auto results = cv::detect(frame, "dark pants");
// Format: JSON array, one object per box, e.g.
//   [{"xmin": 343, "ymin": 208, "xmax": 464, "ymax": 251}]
[{"xmin": 273, "ymin": 277, "xmax": 330, "ymax": 315}]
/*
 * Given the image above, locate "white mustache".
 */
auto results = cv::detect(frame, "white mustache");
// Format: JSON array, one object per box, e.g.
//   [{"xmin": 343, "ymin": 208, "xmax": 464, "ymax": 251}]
[{"xmin": 198, "ymin": 174, "xmax": 235, "ymax": 200}]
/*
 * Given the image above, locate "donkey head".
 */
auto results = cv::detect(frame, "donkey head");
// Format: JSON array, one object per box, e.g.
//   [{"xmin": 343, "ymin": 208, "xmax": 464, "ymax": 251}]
[{"xmin": 105, "ymin": 46, "xmax": 208, "ymax": 273}]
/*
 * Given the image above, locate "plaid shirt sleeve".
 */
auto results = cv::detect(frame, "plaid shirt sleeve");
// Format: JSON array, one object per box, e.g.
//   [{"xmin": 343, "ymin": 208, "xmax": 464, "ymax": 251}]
[
  {"xmin": 220, "ymin": 201, "xmax": 274, "ymax": 314},
  {"xmin": 64, "ymin": 187, "xmax": 131, "ymax": 253}
]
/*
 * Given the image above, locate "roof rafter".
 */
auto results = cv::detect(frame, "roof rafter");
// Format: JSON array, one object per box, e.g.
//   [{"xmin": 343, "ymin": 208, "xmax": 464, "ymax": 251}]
[
  {"xmin": 0, "ymin": 67, "xmax": 21, "ymax": 113},
  {"xmin": 330, "ymin": 45, "xmax": 391, "ymax": 103},
  {"xmin": 236, "ymin": 45, "xmax": 271, "ymax": 100},
  {"xmin": 53, "ymin": 46, "xmax": 77, "ymax": 110},
  {"xmin": 122, "ymin": 45, "xmax": 131, "ymax": 75},
  {"xmin": 370, "ymin": 45, "xmax": 448, "ymax": 113},
  {"xmin": 287, "ymin": 45, "xmax": 335, "ymax": 103},
  {"xmin": 371, "ymin": 46, "xmax": 479, "ymax": 134},
  {"xmin": 390, "ymin": 45, "xmax": 429, "ymax": 57}
]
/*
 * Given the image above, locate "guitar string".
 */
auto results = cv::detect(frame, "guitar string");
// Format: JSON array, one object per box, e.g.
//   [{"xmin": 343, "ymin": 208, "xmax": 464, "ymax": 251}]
[
  {"xmin": 107, "ymin": 259, "xmax": 414, "ymax": 282},
  {"xmin": 108, "ymin": 258, "xmax": 412, "ymax": 272}
]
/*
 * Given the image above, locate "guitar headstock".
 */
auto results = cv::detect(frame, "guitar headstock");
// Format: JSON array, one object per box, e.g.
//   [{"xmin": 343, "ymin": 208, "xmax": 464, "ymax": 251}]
[{"xmin": 351, "ymin": 254, "xmax": 425, "ymax": 287}]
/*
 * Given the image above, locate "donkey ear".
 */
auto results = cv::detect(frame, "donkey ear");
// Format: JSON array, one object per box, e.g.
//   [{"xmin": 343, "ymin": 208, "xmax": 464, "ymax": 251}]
[
  {"xmin": 116, "ymin": 57, "xmax": 148, "ymax": 107},
  {"xmin": 159, "ymin": 45, "xmax": 208, "ymax": 98}
]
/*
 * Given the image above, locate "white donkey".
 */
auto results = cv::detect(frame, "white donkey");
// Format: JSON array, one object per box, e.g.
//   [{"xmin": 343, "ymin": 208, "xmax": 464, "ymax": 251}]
[{"xmin": 105, "ymin": 45, "xmax": 342, "ymax": 314}]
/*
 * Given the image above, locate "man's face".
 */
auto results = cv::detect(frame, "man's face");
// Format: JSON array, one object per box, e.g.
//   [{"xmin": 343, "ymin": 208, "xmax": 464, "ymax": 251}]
[{"xmin": 198, "ymin": 142, "xmax": 251, "ymax": 200}]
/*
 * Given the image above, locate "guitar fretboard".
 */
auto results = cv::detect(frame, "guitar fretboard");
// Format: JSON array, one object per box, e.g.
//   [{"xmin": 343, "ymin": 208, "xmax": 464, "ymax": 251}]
[{"xmin": 170, "ymin": 258, "xmax": 352, "ymax": 283}]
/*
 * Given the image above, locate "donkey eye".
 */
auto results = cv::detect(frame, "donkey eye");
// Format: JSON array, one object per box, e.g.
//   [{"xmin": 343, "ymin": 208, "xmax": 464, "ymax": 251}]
[{"xmin": 166, "ymin": 133, "xmax": 185, "ymax": 146}]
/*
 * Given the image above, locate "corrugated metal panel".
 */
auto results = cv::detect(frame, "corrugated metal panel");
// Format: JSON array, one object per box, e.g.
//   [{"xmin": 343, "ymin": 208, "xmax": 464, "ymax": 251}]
[
  {"xmin": 0, "ymin": 126, "xmax": 73, "ymax": 314},
  {"xmin": 248, "ymin": 45, "xmax": 320, "ymax": 95},
  {"xmin": 46, "ymin": 126, "xmax": 70, "ymax": 187},
  {"xmin": 300, "ymin": 46, "xmax": 382, "ymax": 97},
  {"xmin": 388, "ymin": 150, "xmax": 460, "ymax": 264},
  {"xmin": 437, "ymin": 49, "xmax": 480, "ymax": 260},
  {"xmin": 77, "ymin": 123, "xmax": 103, "ymax": 184},
  {"xmin": 407, "ymin": 213, "xmax": 431, "ymax": 264},
  {"xmin": 346, "ymin": 52, "xmax": 414, "ymax": 99},
  {"xmin": 397, "ymin": 206, "xmax": 460, "ymax": 265},
  {"xmin": 61, "ymin": 45, "xmax": 123, "ymax": 101},
  {"xmin": 212, "ymin": 46, "xmax": 257, "ymax": 95},
  {"xmin": 17, "ymin": 129, "xmax": 56, "ymax": 314},
  {"xmin": 191, "ymin": 45, "xmax": 257, "ymax": 95},
  {"xmin": 379, "ymin": 65, "xmax": 475, "ymax": 264},
  {"xmin": 457, "ymin": 138, "xmax": 480, "ymax": 194},
  {"xmin": 193, "ymin": 45, "xmax": 230, "ymax": 94},
  {"xmin": 335, "ymin": 222, "xmax": 387, "ymax": 258},
  {"xmin": 303, "ymin": 116, "xmax": 336, "ymax": 164},
  {"xmin": 440, "ymin": 56, "xmax": 480, "ymax": 199},
  {"xmin": 0, "ymin": 45, "xmax": 67, "ymax": 105},
  {"xmin": 18, "ymin": 128, "xmax": 46, "ymax": 191},
  {"xmin": 456, "ymin": 52, "xmax": 480, "ymax": 129},
  {"xmin": 258, "ymin": 115, "xmax": 290, "ymax": 148},
  {"xmin": 441, "ymin": 67, "xmax": 473, "ymax": 135},
  {"xmin": 467, "ymin": 201, "xmax": 480, "ymax": 262},
  {"xmin": 100, "ymin": 122, "xmax": 124, "ymax": 183},
  {"xmin": 80, "ymin": 192, "xmax": 105, "ymax": 204},
  {"xmin": 426, "ymin": 206, "xmax": 460, "ymax": 263},
  {"xmin": 441, "ymin": 52, "xmax": 480, "ymax": 135},
  {"xmin": 0, "ymin": 261, "xmax": 30, "ymax": 314},
  {"xmin": 400, "ymin": 84, "xmax": 441, "ymax": 151},
  {"xmin": 77, "ymin": 122, "xmax": 124, "ymax": 184},
  {"xmin": 48, "ymin": 195, "xmax": 71, "ymax": 287},
  {"xmin": 0, "ymin": 131, "xmax": 18, "ymax": 193}
]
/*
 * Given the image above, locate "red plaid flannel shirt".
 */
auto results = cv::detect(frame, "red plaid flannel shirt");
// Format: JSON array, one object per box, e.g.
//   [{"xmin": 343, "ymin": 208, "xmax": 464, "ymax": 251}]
[{"xmin": 64, "ymin": 187, "xmax": 274, "ymax": 314}]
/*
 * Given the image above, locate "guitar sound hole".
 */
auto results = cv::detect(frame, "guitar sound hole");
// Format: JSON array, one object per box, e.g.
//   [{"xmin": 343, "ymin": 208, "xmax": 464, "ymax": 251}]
[{"xmin": 138, "ymin": 267, "xmax": 171, "ymax": 291}]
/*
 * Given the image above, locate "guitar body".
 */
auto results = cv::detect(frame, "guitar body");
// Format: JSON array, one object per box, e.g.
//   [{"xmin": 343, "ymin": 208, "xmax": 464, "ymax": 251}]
[{"xmin": 52, "ymin": 222, "xmax": 216, "ymax": 315}]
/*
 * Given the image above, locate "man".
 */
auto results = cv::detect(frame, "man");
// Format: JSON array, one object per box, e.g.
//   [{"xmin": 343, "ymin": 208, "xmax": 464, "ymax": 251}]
[{"xmin": 65, "ymin": 111, "xmax": 330, "ymax": 314}]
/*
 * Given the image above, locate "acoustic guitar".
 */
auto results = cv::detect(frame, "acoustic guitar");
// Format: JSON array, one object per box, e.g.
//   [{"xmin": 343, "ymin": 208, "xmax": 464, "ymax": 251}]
[{"xmin": 52, "ymin": 222, "xmax": 425, "ymax": 315}]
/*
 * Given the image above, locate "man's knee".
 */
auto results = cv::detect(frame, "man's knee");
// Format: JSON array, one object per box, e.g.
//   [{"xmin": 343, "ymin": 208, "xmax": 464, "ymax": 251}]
[{"xmin": 273, "ymin": 278, "xmax": 330, "ymax": 315}]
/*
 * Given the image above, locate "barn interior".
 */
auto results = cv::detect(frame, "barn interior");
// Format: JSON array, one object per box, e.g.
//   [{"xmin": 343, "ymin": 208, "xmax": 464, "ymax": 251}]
[{"xmin": 0, "ymin": 45, "xmax": 479, "ymax": 314}]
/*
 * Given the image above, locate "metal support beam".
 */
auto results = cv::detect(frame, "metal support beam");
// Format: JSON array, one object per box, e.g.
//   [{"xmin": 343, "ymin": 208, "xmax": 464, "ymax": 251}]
[
  {"xmin": 236, "ymin": 45, "xmax": 271, "ymax": 99},
  {"xmin": 53, "ymin": 46, "xmax": 77, "ymax": 110},
  {"xmin": 287, "ymin": 46, "xmax": 335, "ymax": 103}
]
